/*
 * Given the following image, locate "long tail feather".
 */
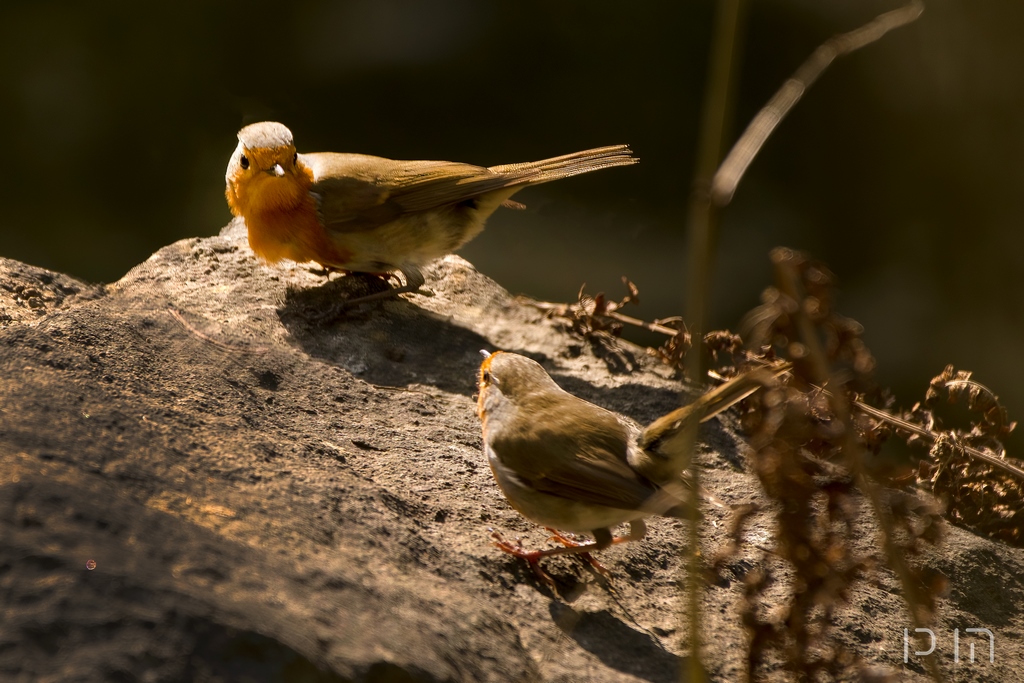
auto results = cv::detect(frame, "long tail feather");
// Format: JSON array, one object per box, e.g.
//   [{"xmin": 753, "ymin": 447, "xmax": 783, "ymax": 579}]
[{"xmin": 488, "ymin": 145, "xmax": 638, "ymax": 185}]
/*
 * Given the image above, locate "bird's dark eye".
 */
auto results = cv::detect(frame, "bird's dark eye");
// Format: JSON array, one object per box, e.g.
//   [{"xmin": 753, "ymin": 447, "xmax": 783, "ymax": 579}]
[
  {"xmin": 293, "ymin": 152, "xmax": 298, "ymax": 165},
  {"xmin": 482, "ymin": 371, "xmax": 491, "ymax": 384},
  {"xmin": 240, "ymin": 154, "xmax": 249, "ymax": 170}
]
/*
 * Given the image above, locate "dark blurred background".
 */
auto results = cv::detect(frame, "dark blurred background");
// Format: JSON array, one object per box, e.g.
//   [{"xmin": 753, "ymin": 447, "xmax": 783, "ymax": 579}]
[{"xmin": 1, "ymin": 1, "xmax": 1022, "ymax": 449}]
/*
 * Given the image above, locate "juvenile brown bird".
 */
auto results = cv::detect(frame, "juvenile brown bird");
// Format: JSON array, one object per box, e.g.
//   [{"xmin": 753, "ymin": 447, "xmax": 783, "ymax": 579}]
[
  {"xmin": 476, "ymin": 350, "xmax": 783, "ymax": 580},
  {"xmin": 225, "ymin": 122, "xmax": 637, "ymax": 305}
]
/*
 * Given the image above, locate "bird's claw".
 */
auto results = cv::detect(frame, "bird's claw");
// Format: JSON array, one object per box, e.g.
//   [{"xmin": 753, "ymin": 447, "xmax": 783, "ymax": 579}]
[
  {"xmin": 544, "ymin": 528, "xmax": 612, "ymax": 577},
  {"xmin": 490, "ymin": 531, "xmax": 557, "ymax": 588}
]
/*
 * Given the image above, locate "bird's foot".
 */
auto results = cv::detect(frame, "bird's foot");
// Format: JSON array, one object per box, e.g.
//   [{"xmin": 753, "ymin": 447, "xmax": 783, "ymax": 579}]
[
  {"xmin": 544, "ymin": 528, "xmax": 612, "ymax": 577},
  {"xmin": 307, "ymin": 264, "xmax": 346, "ymax": 279},
  {"xmin": 338, "ymin": 268, "xmax": 430, "ymax": 308},
  {"xmin": 490, "ymin": 530, "xmax": 557, "ymax": 588}
]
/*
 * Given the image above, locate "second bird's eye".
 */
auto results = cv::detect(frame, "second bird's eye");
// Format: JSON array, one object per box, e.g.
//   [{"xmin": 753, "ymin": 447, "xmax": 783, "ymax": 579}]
[
  {"xmin": 240, "ymin": 154, "xmax": 249, "ymax": 170},
  {"xmin": 293, "ymin": 152, "xmax": 298, "ymax": 165},
  {"xmin": 482, "ymin": 371, "xmax": 491, "ymax": 384}
]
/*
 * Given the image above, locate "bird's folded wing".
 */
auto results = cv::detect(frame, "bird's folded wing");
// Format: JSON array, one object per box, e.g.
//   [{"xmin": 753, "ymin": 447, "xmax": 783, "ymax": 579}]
[
  {"xmin": 490, "ymin": 417, "xmax": 662, "ymax": 512},
  {"xmin": 304, "ymin": 152, "xmax": 520, "ymax": 233}
]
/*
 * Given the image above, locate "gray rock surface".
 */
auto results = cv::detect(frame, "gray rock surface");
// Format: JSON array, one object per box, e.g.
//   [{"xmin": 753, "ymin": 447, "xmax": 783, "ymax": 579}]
[{"xmin": 1, "ymin": 220, "xmax": 1021, "ymax": 682}]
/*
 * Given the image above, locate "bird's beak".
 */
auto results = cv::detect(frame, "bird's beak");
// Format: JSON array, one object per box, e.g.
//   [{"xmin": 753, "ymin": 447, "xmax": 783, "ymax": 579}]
[
  {"xmin": 479, "ymin": 349, "xmax": 492, "ymax": 360},
  {"xmin": 268, "ymin": 163, "xmax": 285, "ymax": 177}
]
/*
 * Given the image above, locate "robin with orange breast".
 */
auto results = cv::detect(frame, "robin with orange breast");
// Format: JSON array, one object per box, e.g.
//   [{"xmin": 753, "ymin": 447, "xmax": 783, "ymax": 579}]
[
  {"xmin": 225, "ymin": 122, "xmax": 638, "ymax": 305},
  {"xmin": 476, "ymin": 350, "xmax": 786, "ymax": 583}
]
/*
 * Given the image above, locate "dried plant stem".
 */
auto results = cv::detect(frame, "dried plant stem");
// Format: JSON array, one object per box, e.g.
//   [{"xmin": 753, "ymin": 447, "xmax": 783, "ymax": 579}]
[
  {"xmin": 524, "ymin": 298, "xmax": 682, "ymax": 337},
  {"xmin": 772, "ymin": 247, "xmax": 945, "ymax": 683},
  {"xmin": 711, "ymin": 1, "xmax": 924, "ymax": 206},
  {"xmin": 853, "ymin": 400, "xmax": 1024, "ymax": 479},
  {"xmin": 683, "ymin": 0, "xmax": 749, "ymax": 678}
]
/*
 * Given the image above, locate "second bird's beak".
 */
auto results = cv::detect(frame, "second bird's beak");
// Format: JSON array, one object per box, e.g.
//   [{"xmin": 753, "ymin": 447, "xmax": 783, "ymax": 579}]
[{"xmin": 268, "ymin": 163, "xmax": 285, "ymax": 177}]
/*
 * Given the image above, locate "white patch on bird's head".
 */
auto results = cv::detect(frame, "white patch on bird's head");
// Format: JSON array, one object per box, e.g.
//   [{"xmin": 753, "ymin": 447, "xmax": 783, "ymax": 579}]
[{"xmin": 224, "ymin": 123, "xmax": 312, "ymax": 218}]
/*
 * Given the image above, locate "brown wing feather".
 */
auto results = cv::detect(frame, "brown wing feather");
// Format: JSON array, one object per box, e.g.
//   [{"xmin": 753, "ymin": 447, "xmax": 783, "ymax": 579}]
[
  {"xmin": 304, "ymin": 152, "xmax": 515, "ymax": 234},
  {"xmin": 303, "ymin": 145, "xmax": 637, "ymax": 235},
  {"xmin": 489, "ymin": 397, "xmax": 659, "ymax": 511}
]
